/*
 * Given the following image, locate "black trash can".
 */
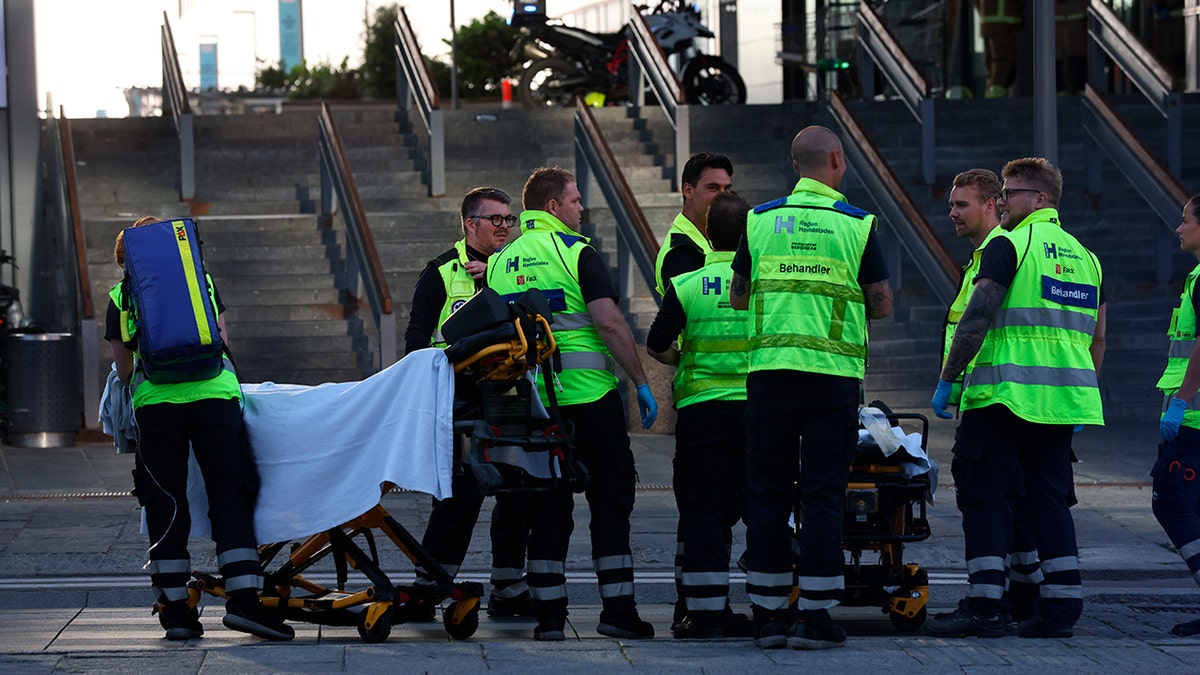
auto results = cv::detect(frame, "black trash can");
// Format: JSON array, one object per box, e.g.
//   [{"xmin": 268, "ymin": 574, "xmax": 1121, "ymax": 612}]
[{"xmin": 5, "ymin": 332, "xmax": 81, "ymax": 448}]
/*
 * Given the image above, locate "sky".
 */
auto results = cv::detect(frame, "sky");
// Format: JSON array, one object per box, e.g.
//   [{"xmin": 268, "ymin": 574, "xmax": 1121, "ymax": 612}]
[{"xmin": 34, "ymin": 0, "xmax": 516, "ymax": 118}]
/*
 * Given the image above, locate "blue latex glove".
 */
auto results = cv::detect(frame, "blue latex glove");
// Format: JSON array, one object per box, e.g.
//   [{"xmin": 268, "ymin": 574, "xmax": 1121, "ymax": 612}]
[
  {"xmin": 637, "ymin": 383, "xmax": 658, "ymax": 430},
  {"xmin": 1161, "ymin": 397, "xmax": 1187, "ymax": 442},
  {"xmin": 1073, "ymin": 424, "xmax": 1084, "ymax": 433},
  {"xmin": 931, "ymin": 380, "xmax": 954, "ymax": 419}
]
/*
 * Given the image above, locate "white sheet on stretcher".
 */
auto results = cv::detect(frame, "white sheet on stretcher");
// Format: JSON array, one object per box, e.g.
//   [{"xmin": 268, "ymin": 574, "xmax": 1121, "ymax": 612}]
[{"xmin": 168, "ymin": 348, "xmax": 455, "ymax": 543}]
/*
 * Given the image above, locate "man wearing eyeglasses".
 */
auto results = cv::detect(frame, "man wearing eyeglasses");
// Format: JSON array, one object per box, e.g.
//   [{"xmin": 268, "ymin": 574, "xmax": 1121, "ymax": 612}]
[
  {"xmin": 930, "ymin": 157, "xmax": 1106, "ymax": 639},
  {"xmin": 403, "ymin": 186, "xmax": 535, "ymax": 622}
]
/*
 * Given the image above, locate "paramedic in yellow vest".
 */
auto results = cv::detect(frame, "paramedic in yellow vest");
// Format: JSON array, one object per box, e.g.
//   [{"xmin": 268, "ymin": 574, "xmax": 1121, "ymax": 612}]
[
  {"xmin": 651, "ymin": 151, "xmax": 733, "ymax": 630},
  {"xmin": 976, "ymin": 0, "xmax": 1023, "ymax": 97},
  {"xmin": 730, "ymin": 126, "xmax": 894, "ymax": 650},
  {"xmin": 929, "ymin": 157, "xmax": 1106, "ymax": 639},
  {"xmin": 1153, "ymin": 193, "xmax": 1200, "ymax": 638},
  {"xmin": 106, "ymin": 217, "xmax": 294, "ymax": 642},
  {"xmin": 647, "ymin": 192, "xmax": 753, "ymax": 640},
  {"xmin": 402, "ymin": 187, "xmax": 537, "ymax": 621},
  {"xmin": 942, "ymin": 168, "xmax": 1042, "ymax": 625},
  {"xmin": 487, "ymin": 166, "xmax": 659, "ymax": 641},
  {"xmin": 654, "ymin": 152, "xmax": 734, "ymax": 298}
]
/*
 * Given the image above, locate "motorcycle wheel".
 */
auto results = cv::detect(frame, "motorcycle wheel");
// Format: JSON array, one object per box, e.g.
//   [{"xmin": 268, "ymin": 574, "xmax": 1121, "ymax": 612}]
[
  {"xmin": 681, "ymin": 55, "xmax": 746, "ymax": 105},
  {"xmin": 519, "ymin": 57, "xmax": 586, "ymax": 108}
]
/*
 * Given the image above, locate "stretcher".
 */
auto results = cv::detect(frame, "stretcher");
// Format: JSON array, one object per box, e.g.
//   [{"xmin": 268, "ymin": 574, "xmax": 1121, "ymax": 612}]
[
  {"xmin": 169, "ymin": 288, "xmax": 575, "ymax": 643},
  {"xmin": 840, "ymin": 403, "xmax": 933, "ymax": 631}
]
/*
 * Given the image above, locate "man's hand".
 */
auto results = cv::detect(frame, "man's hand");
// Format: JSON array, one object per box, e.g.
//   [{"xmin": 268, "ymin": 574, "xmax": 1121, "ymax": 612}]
[
  {"xmin": 931, "ymin": 380, "xmax": 954, "ymax": 419},
  {"xmin": 464, "ymin": 260, "xmax": 487, "ymax": 280},
  {"xmin": 637, "ymin": 383, "xmax": 657, "ymax": 430},
  {"xmin": 1162, "ymin": 396, "xmax": 1187, "ymax": 442}
]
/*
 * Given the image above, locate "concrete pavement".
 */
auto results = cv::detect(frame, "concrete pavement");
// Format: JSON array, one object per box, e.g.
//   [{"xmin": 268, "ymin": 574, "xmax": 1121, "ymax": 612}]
[{"xmin": 1, "ymin": 419, "xmax": 1199, "ymax": 672}]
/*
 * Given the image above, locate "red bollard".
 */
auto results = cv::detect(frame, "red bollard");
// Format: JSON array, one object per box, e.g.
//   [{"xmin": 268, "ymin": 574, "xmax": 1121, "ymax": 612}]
[{"xmin": 501, "ymin": 78, "xmax": 513, "ymax": 108}]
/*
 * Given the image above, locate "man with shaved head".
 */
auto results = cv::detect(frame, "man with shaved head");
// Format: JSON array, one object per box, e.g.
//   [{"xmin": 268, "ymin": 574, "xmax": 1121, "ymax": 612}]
[{"xmin": 731, "ymin": 125, "xmax": 893, "ymax": 650}]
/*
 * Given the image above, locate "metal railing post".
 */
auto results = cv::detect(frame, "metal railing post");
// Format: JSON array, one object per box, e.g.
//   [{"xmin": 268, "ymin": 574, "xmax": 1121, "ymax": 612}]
[
  {"xmin": 1033, "ymin": 0, "xmax": 1058, "ymax": 165},
  {"xmin": 429, "ymin": 109, "xmax": 445, "ymax": 198},
  {"xmin": 674, "ymin": 105, "xmax": 690, "ymax": 191},
  {"xmin": 1188, "ymin": 0, "xmax": 1199, "ymax": 92},
  {"xmin": 179, "ymin": 112, "xmax": 195, "ymax": 201}
]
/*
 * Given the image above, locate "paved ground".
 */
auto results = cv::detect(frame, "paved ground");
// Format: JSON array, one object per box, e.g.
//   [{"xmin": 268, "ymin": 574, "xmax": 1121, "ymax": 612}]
[{"xmin": 1, "ymin": 418, "xmax": 1199, "ymax": 673}]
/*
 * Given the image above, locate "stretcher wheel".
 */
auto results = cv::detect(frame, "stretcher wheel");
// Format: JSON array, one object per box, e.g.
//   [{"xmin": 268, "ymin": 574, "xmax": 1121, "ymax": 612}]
[
  {"xmin": 889, "ymin": 607, "xmax": 926, "ymax": 632},
  {"xmin": 443, "ymin": 601, "xmax": 480, "ymax": 640},
  {"xmin": 357, "ymin": 607, "xmax": 393, "ymax": 643}
]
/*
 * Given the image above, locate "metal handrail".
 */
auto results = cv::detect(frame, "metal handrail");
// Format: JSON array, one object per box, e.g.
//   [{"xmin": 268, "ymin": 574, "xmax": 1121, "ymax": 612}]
[
  {"xmin": 1086, "ymin": 0, "xmax": 1182, "ymax": 176},
  {"xmin": 829, "ymin": 93, "xmax": 957, "ymax": 306},
  {"xmin": 394, "ymin": 7, "xmax": 445, "ymax": 197},
  {"xmin": 46, "ymin": 108, "xmax": 100, "ymax": 430},
  {"xmin": 1082, "ymin": 83, "xmax": 1189, "ymax": 286},
  {"xmin": 161, "ymin": 11, "xmax": 195, "ymax": 200},
  {"xmin": 855, "ymin": 0, "xmax": 935, "ymax": 185},
  {"xmin": 317, "ymin": 103, "xmax": 396, "ymax": 371},
  {"xmin": 625, "ymin": 8, "xmax": 689, "ymax": 188},
  {"xmin": 574, "ymin": 97, "xmax": 660, "ymax": 304}
]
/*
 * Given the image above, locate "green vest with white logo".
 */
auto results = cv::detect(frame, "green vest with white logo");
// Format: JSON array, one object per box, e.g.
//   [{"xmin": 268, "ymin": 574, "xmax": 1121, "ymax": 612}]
[
  {"xmin": 108, "ymin": 283, "xmax": 240, "ymax": 409},
  {"xmin": 654, "ymin": 212, "xmax": 712, "ymax": 297},
  {"xmin": 486, "ymin": 210, "xmax": 616, "ymax": 406},
  {"xmin": 943, "ymin": 225, "xmax": 1005, "ymax": 405},
  {"xmin": 745, "ymin": 178, "xmax": 873, "ymax": 379},
  {"xmin": 1156, "ymin": 263, "xmax": 1200, "ymax": 430},
  {"xmin": 671, "ymin": 250, "xmax": 750, "ymax": 407},
  {"xmin": 960, "ymin": 209, "xmax": 1104, "ymax": 425},
  {"xmin": 430, "ymin": 239, "xmax": 479, "ymax": 348}
]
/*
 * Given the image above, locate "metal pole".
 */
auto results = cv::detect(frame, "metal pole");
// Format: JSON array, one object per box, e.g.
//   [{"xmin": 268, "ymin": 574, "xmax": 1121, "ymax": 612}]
[
  {"xmin": 450, "ymin": 1, "xmax": 459, "ymax": 110},
  {"xmin": 1032, "ymin": 1, "xmax": 1057, "ymax": 165},
  {"xmin": 1187, "ymin": 0, "xmax": 1199, "ymax": 92}
]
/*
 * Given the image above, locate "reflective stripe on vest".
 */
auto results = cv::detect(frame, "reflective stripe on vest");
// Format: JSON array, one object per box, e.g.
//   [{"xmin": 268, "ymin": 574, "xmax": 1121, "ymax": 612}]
[
  {"xmin": 486, "ymin": 210, "xmax": 617, "ymax": 406},
  {"xmin": 960, "ymin": 210, "xmax": 1103, "ymax": 425},
  {"xmin": 1158, "ymin": 263, "xmax": 1200, "ymax": 429},
  {"xmin": 671, "ymin": 251, "xmax": 749, "ymax": 407}
]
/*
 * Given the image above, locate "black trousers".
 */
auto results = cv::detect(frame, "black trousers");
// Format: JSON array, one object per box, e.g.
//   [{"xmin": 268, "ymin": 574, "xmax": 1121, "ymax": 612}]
[
  {"xmin": 1152, "ymin": 426, "xmax": 1200, "ymax": 591},
  {"xmin": 674, "ymin": 401, "xmax": 747, "ymax": 617},
  {"xmin": 560, "ymin": 389, "xmax": 639, "ymax": 615},
  {"xmin": 134, "ymin": 397, "xmax": 261, "ymax": 602},
  {"xmin": 744, "ymin": 370, "xmax": 858, "ymax": 615},
  {"xmin": 952, "ymin": 404, "xmax": 1082, "ymax": 624},
  {"xmin": 417, "ymin": 464, "xmax": 531, "ymax": 597}
]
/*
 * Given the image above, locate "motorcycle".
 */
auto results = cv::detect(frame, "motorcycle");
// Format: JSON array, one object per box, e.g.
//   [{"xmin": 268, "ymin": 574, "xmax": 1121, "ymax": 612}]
[{"xmin": 511, "ymin": 1, "xmax": 746, "ymax": 108}]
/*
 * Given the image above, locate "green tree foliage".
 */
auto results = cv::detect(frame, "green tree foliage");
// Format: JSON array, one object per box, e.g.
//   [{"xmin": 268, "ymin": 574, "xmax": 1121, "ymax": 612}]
[
  {"xmin": 360, "ymin": 4, "xmax": 399, "ymax": 99},
  {"xmin": 450, "ymin": 11, "xmax": 519, "ymax": 96}
]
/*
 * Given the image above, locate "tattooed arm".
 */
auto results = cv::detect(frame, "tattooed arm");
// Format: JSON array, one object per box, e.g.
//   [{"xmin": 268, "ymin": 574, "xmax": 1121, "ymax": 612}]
[
  {"xmin": 730, "ymin": 271, "xmax": 750, "ymax": 310},
  {"xmin": 939, "ymin": 277, "xmax": 1007, "ymax": 382},
  {"xmin": 863, "ymin": 279, "xmax": 893, "ymax": 319}
]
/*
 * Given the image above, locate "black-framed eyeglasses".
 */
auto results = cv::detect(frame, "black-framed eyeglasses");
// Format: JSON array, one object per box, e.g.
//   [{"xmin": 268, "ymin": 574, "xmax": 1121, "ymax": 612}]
[
  {"xmin": 471, "ymin": 213, "xmax": 518, "ymax": 228},
  {"xmin": 996, "ymin": 188, "xmax": 1042, "ymax": 202}
]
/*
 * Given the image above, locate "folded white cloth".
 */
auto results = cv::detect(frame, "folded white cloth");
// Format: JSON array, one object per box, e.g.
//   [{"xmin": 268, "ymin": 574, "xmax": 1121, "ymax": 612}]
[
  {"xmin": 168, "ymin": 349, "xmax": 455, "ymax": 543},
  {"xmin": 98, "ymin": 364, "xmax": 137, "ymax": 454}
]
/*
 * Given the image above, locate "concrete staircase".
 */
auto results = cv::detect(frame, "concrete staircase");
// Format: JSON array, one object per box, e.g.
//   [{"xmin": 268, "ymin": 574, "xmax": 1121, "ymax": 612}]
[
  {"xmin": 73, "ymin": 106, "xmax": 412, "ymax": 388},
  {"xmin": 69, "ymin": 95, "xmax": 1196, "ymax": 425}
]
